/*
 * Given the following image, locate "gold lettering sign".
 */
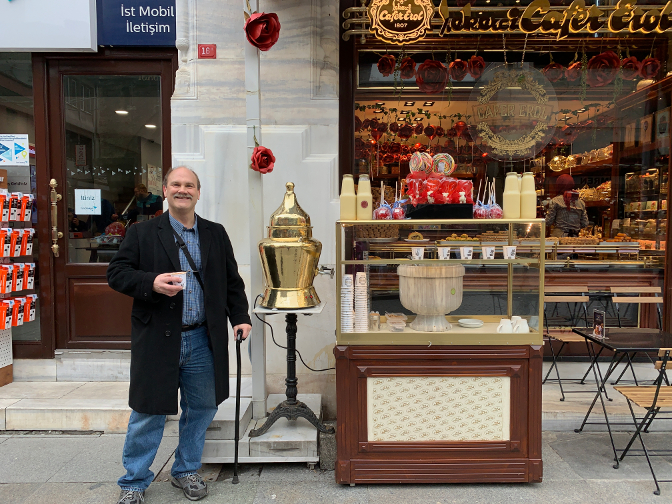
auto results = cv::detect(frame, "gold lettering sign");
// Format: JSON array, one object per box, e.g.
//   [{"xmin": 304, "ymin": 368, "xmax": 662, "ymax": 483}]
[
  {"xmin": 362, "ymin": 0, "xmax": 672, "ymax": 42},
  {"xmin": 368, "ymin": 0, "xmax": 435, "ymax": 45}
]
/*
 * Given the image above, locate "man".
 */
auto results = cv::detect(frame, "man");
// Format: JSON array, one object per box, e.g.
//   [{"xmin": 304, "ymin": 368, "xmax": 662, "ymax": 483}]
[
  {"xmin": 107, "ymin": 166, "xmax": 252, "ymax": 503},
  {"xmin": 129, "ymin": 183, "xmax": 163, "ymax": 223}
]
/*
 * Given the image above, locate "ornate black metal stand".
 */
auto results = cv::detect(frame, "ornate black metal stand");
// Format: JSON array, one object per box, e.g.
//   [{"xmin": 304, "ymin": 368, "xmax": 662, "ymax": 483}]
[{"xmin": 249, "ymin": 313, "xmax": 335, "ymax": 437}]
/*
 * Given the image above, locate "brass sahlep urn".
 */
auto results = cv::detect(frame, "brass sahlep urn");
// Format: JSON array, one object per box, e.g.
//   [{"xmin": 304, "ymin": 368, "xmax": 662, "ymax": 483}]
[{"xmin": 258, "ymin": 182, "xmax": 322, "ymax": 309}]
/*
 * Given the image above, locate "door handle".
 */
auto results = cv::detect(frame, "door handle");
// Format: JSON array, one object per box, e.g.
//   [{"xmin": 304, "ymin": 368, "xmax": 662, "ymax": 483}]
[{"xmin": 49, "ymin": 179, "xmax": 63, "ymax": 257}]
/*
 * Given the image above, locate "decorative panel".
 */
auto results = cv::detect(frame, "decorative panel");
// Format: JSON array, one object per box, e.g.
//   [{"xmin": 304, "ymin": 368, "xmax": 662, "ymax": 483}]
[{"xmin": 367, "ymin": 376, "xmax": 510, "ymax": 442}]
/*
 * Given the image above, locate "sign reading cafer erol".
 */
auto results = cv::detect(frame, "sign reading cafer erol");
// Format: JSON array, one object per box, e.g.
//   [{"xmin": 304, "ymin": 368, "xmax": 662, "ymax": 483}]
[{"xmin": 366, "ymin": 0, "xmax": 672, "ymax": 44}]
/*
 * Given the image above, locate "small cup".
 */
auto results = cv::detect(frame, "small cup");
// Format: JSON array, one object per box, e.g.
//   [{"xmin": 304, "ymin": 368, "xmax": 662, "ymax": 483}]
[
  {"xmin": 511, "ymin": 316, "xmax": 522, "ymax": 326},
  {"xmin": 482, "ymin": 246, "xmax": 495, "ymax": 260},
  {"xmin": 412, "ymin": 247, "xmax": 425, "ymax": 260},
  {"xmin": 343, "ymin": 274, "xmax": 354, "ymax": 288},
  {"xmin": 497, "ymin": 318, "xmax": 513, "ymax": 333},
  {"xmin": 173, "ymin": 271, "xmax": 187, "ymax": 288},
  {"xmin": 503, "ymin": 246, "xmax": 517, "ymax": 259},
  {"xmin": 513, "ymin": 319, "xmax": 530, "ymax": 333},
  {"xmin": 460, "ymin": 246, "xmax": 473, "ymax": 260},
  {"xmin": 437, "ymin": 247, "xmax": 451, "ymax": 260}
]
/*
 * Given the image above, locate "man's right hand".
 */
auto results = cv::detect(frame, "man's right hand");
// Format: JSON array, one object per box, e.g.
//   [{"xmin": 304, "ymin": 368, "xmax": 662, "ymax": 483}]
[{"xmin": 153, "ymin": 273, "xmax": 184, "ymax": 297}]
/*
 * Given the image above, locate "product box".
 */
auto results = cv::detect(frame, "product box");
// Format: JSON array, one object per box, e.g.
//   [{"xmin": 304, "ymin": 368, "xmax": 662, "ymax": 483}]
[
  {"xmin": 0, "ymin": 300, "xmax": 12, "ymax": 330},
  {"xmin": 10, "ymin": 264, "xmax": 19, "ymax": 292},
  {"xmin": 9, "ymin": 193, "xmax": 21, "ymax": 221},
  {"xmin": 11, "ymin": 229, "xmax": 22, "ymax": 257},
  {"xmin": 21, "ymin": 228, "xmax": 34, "ymax": 256},
  {"xmin": 0, "ymin": 265, "xmax": 12, "ymax": 294},
  {"xmin": 24, "ymin": 263, "xmax": 35, "ymax": 290},
  {"xmin": 0, "ymin": 191, "xmax": 9, "ymax": 222},
  {"xmin": 25, "ymin": 294, "xmax": 37, "ymax": 322},
  {"xmin": 13, "ymin": 263, "xmax": 23, "ymax": 291},
  {"xmin": 11, "ymin": 297, "xmax": 25, "ymax": 326},
  {"xmin": 20, "ymin": 194, "xmax": 33, "ymax": 222},
  {"xmin": 2, "ymin": 228, "xmax": 12, "ymax": 257}
]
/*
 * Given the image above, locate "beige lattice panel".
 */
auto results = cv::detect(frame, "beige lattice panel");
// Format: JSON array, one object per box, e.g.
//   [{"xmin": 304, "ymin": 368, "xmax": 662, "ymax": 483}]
[
  {"xmin": 367, "ymin": 376, "xmax": 510, "ymax": 442},
  {"xmin": 0, "ymin": 328, "xmax": 12, "ymax": 368}
]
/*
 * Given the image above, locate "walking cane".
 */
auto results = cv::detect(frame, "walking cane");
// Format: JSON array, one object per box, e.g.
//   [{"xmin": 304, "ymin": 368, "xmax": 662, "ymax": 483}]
[{"xmin": 232, "ymin": 328, "xmax": 243, "ymax": 484}]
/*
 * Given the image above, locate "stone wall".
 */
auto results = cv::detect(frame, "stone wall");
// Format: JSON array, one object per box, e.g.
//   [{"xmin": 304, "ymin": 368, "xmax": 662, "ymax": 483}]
[{"xmin": 171, "ymin": 0, "xmax": 340, "ymax": 417}]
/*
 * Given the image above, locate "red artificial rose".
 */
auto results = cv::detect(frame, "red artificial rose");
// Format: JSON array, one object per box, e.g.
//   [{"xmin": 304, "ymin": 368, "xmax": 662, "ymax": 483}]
[
  {"xmin": 435, "ymin": 126, "xmax": 445, "ymax": 137},
  {"xmin": 399, "ymin": 57, "xmax": 416, "ymax": 79},
  {"xmin": 250, "ymin": 146, "xmax": 276, "ymax": 174},
  {"xmin": 565, "ymin": 61, "xmax": 583, "ymax": 82},
  {"xmin": 467, "ymin": 55, "xmax": 486, "ymax": 80},
  {"xmin": 424, "ymin": 125, "xmax": 436, "ymax": 138},
  {"xmin": 586, "ymin": 51, "xmax": 620, "ymax": 87},
  {"xmin": 389, "ymin": 122, "xmax": 400, "ymax": 133},
  {"xmin": 398, "ymin": 125, "xmax": 414, "ymax": 139},
  {"xmin": 354, "ymin": 116, "xmax": 362, "ymax": 132},
  {"xmin": 621, "ymin": 56, "xmax": 641, "ymax": 81},
  {"xmin": 244, "ymin": 12, "xmax": 281, "ymax": 52},
  {"xmin": 362, "ymin": 119, "xmax": 371, "ymax": 130},
  {"xmin": 416, "ymin": 60, "xmax": 449, "ymax": 94},
  {"xmin": 639, "ymin": 57, "xmax": 661, "ymax": 79},
  {"xmin": 543, "ymin": 62, "xmax": 565, "ymax": 83},
  {"xmin": 389, "ymin": 142, "xmax": 401, "ymax": 154},
  {"xmin": 414, "ymin": 123, "xmax": 424, "ymax": 135},
  {"xmin": 376, "ymin": 122, "xmax": 388, "ymax": 134},
  {"xmin": 382, "ymin": 153, "xmax": 395, "ymax": 164},
  {"xmin": 377, "ymin": 54, "xmax": 396, "ymax": 77},
  {"xmin": 449, "ymin": 59, "xmax": 469, "ymax": 82}
]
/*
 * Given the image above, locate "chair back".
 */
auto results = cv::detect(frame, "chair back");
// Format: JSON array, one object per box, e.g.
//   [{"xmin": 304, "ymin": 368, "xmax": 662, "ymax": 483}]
[{"xmin": 651, "ymin": 348, "xmax": 671, "ymax": 409}]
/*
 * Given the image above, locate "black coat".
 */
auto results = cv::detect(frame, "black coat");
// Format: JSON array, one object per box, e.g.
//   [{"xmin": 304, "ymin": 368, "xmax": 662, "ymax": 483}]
[{"xmin": 107, "ymin": 212, "xmax": 251, "ymax": 415}]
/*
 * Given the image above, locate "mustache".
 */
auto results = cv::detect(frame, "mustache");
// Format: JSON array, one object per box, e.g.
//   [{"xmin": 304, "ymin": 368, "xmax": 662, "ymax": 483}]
[{"xmin": 174, "ymin": 193, "xmax": 192, "ymax": 199}]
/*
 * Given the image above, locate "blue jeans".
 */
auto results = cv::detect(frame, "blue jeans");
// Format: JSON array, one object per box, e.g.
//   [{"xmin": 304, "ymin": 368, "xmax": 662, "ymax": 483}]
[{"xmin": 118, "ymin": 326, "xmax": 218, "ymax": 491}]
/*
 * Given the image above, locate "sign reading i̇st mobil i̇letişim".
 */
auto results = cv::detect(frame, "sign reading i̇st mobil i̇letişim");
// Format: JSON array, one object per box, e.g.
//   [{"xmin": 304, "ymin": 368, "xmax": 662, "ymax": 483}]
[{"xmin": 97, "ymin": 0, "xmax": 176, "ymax": 46}]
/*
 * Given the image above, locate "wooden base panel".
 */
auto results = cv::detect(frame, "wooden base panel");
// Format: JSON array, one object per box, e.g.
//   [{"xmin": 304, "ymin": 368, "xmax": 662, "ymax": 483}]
[
  {"xmin": 337, "ymin": 459, "xmax": 543, "ymax": 484},
  {"xmin": 334, "ymin": 345, "xmax": 543, "ymax": 485},
  {"xmin": 0, "ymin": 364, "xmax": 13, "ymax": 387}
]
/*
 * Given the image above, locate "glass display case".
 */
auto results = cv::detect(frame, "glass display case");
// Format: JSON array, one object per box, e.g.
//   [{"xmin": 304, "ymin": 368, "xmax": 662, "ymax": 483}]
[{"xmin": 336, "ymin": 218, "xmax": 545, "ymax": 346}]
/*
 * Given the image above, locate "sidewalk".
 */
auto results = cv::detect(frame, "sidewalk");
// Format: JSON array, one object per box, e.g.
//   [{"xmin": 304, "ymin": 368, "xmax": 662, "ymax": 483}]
[{"xmin": 0, "ymin": 429, "xmax": 670, "ymax": 503}]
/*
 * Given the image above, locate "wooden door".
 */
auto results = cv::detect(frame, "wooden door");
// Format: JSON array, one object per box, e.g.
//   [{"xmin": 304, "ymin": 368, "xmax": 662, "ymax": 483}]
[{"xmin": 45, "ymin": 55, "xmax": 173, "ymax": 349}]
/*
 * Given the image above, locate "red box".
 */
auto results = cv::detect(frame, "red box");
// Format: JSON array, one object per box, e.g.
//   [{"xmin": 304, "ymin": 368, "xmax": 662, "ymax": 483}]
[{"xmin": 198, "ymin": 44, "xmax": 216, "ymax": 59}]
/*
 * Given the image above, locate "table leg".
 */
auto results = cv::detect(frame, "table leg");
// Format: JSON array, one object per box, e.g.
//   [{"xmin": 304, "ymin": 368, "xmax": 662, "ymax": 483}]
[{"xmin": 249, "ymin": 313, "xmax": 335, "ymax": 437}]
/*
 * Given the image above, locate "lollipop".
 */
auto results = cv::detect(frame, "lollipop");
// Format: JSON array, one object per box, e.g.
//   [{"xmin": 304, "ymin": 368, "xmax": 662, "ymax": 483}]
[
  {"xmin": 433, "ymin": 153, "xmax": 455, "ymax": 176},
  {"xmin": 420, "ymin": 152, "xmax": 434, "ymax": 174},
  {"xmin": 409, "ymin": 152, "xmax": 424, "ymax": 172}
]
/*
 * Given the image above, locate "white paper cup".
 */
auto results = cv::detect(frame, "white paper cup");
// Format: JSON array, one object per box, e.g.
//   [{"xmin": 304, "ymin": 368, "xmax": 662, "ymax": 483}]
[
  {"xmin": 412, "ymin": 247, "xmax": 425, "ymax": 260},
  {"xmin": 173, "ymin": 272, "xmax": 187, "ymax": 288},
  {"xmin": 503, "ymin": 246, "xmax": 517, "ymax": 259},
  {"xmin": 343, "ymin": 274, "xmax": 353, "ymax": 288},
  {"xmin": 482, "ymin": 246, "xmax": 495, "ymax": 260},
  {"xmin": 460, "ymin": 246, "xmax": 473, "ymax": 260},
  {"xmin": 438, "ymin": 247, "xmax": 451, "ymax": 260}
]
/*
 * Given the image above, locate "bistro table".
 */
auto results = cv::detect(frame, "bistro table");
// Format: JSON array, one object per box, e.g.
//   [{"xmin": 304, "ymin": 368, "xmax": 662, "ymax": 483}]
[{"xmin": 571, "ymin": 327, "xmax": 672, "ymax": 467}]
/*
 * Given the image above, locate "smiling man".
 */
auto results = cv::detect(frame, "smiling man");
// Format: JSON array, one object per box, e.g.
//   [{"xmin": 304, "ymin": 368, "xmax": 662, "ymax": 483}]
[{"xmin": 107, "ymin": 166, "xmax": 252, "ymax": 503}]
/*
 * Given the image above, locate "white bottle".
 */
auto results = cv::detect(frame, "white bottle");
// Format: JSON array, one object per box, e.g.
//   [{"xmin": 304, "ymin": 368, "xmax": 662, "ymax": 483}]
[
  {"xmin": 340, "ymin": 174, "xmax": 357, "ymax": 220},
  {"xmin": 356, "ymin": 174, "xmax": 373, "ymax": 220},
  {"xmin": 520, "ymin": 172, "xmax": 537, "ymax": 219},
  {"xmin": 503, "ymin": 172, "xmax": 521, "ymax": 219}
]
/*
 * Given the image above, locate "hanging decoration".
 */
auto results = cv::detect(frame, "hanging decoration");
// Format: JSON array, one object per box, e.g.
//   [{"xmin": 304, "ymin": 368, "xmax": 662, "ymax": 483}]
[
  {"xmin": 399, "ymin": 57, "xmax": 417, "ymax": 79},
  {"xmin": 448, "ymin": 59, "xmax": 469, "ymax": 82},
  {"xmin": 586, "ymin": 51, "xmax": 620, "ymax": 87},
  {"xmin": 243, "ymin": 1, "xmax": 281, "ymax": 52},
  {"xmin": 467, "ymin": 55, "xmax": 486, "ymax": 80},
  {"xmin": 377, "ymin": 54, "xmax": 396, "ymax": 77},
  {"xmin": 640, "ymin": 57, "xmax": 661, "ymax": 79},
  {"xmin": 250, "ymin": 127, "xmax": 275, "ymax": 174},
  {"xmin": 542, "ymin": 62, "xmax": 565, "ymax": 83},
  {"xmin": 415, "ymin": 60, "xmax": 449, "ymax": 94},
  {"xmin": 621, "ymin": 56, "xmax": 641, "ymax": 80}
]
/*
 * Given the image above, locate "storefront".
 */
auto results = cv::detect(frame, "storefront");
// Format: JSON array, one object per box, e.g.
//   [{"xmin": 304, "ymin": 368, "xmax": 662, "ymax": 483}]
[
  {"xmin": 332, "ymin": 0, "xmax": 672, "ymax": 485},
  {"xmin": 339, "ymin": 0, "xmax": 672, "ymax": 333},
  {"xmin": 0, "ymin": 0, "xmax": 176, "ymax": 362}
]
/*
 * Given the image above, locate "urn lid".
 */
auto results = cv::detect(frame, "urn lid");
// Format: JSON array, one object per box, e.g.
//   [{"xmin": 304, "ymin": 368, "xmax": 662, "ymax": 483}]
[{"xmin": 268, "ymin": 182, "xmax": 312, "ymax": 239}]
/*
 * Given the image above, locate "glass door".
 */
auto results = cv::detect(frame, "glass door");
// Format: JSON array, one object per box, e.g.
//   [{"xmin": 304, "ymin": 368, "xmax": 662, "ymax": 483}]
[{"xmin": 47, "ymin": 58, "xmax": 173, "ymax": 349}]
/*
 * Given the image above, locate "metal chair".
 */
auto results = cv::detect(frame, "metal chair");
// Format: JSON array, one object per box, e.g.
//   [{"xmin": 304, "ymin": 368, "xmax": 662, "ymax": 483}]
[
  {"xmin": 543, "ymin": 286, "xmax": 608, "ymax": 401},
  {"xmin": 609, "ymin": 287, "xmax": 663, "ymax": 386},
  {"xmin": 613, "ymin": 348, "xmax": 672, "ymax": 495}
]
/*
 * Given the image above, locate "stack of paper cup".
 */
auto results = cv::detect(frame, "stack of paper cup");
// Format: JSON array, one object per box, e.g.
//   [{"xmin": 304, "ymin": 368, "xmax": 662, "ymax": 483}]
[
  {"xmin": 354, "ymin": 272, "xmax": 369, "ymax": 332},
  {"xmin": 341, "ymin": 274, "xmax": 354, "ymax": 333}
]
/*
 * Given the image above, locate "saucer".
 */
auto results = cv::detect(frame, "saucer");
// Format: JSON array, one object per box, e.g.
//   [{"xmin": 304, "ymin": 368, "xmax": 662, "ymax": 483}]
[{"xmin": 458, "ymin": 319, "xmax": 484, "ymax": 328}]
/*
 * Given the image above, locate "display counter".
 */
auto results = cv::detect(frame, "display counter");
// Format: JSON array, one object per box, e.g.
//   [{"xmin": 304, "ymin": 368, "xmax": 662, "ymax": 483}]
[{"xmin": 335, "ymin": 219, "xmax": 543, "ymax": 485}]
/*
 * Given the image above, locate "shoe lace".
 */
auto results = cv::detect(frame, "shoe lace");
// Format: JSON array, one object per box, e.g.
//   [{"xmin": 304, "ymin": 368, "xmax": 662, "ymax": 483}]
[
  {"xmin": 186, "ymin": 473, "xmax": 203, "ymax": 486},
  {"xmin": 121, "ymin": 490, "xmax": 142, "ymax": 503}
]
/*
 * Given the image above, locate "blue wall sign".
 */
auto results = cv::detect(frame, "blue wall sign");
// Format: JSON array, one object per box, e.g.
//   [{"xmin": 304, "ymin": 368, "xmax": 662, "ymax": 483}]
[{"xmin": 97, "ymin": 1, "xmax": 176, "ymax": 47}]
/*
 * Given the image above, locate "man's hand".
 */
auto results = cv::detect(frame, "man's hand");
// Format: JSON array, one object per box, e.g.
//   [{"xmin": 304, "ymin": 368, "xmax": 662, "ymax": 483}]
[
  {"xmin": 152, "ymin": 273, "xmax": 184, "ymax": 297},
  {"xmin": 233, "ymin": 324, "xmax": 252, "ymax": 340}
]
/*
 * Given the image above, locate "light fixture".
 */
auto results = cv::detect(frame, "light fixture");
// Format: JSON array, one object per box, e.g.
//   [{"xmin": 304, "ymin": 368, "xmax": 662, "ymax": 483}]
[
  {"xmin": 404, "ymin": 101, "xmax": 415, "ymax": 106},
  {"xmin": 414, "ymin": 117, "xmax": 423, "ymax": 122},
  {"xmin": 423, "ymin": 101, "xmax": 435, "ymax": 106},
  {"xmin": 373, "ymin": 109, "xmax": 384, "ymax": 113},
  {"xmin": 375, "ymin": 101, "xmax": 385, "ymax": 106},
  {"xmin": 400, "ymin": 110, "xmax": 410, "ymax": 114},
  {"xmin": 397, "ymin": 116, "xmax": 406, "ymax": 122},
  {"xmin": 145, "ymin": 124, "xmax": 157, "ymax": 129},
  {"xmin": 115, "ymin": 110, "xmax": 129, "ymax": 115}
]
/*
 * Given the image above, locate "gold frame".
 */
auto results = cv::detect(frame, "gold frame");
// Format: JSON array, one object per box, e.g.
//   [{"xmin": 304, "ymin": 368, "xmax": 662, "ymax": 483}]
[{"xmin": 336, "ymin": 218, "xmax": 545, "ymax": 346}]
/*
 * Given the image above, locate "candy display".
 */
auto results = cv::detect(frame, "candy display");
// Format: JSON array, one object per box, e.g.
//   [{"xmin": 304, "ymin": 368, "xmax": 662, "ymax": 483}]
[
  {"xmin": 409, "ymin": 152, "xmax": 424, "ymax": 173},
  {"xmin": 420, "ymin": 152, "xmax": 434, "ymax": 174},
  {"xmin": 433, "ymin": 153, "xmax": 455, "ymax": 176}
]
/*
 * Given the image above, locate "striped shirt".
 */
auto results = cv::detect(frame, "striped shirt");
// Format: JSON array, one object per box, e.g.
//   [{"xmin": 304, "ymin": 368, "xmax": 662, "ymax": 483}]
[
  {"xmin": 545, "ymin": 195, "xmax": 589, "ymax": 234},
  {"xmin": 169, "ymin": 213, "xmax": 205, "ymax": 326}
]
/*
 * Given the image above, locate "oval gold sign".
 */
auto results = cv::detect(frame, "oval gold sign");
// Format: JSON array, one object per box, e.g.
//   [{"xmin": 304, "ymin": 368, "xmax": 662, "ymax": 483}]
[{"xmin": 368, "ymin": 0, "xmax": 435, "ymax": 45}]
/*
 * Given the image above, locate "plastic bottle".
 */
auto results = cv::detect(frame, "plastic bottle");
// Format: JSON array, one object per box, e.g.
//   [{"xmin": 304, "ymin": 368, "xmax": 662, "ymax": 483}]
[
  {"xmin": 340, "ymin": 174, "xmax": 357, "ymax": 220},
  {"xmin": 356, "ymin": 174, "xmax": 373, "ymax": 220},
  {"xmin": 520, "ymin": 172, "xmax": 537, "ymax": 219},
  {"xmin": 503, "ymin": 172, "xmax": 521, "ymax": 219}
]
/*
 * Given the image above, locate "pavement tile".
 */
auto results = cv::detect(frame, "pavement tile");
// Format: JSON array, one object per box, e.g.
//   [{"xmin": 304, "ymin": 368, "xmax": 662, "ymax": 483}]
[
  {"xmin": 60, "ymin": 382, "xmax": 129, "ymax": 401},
  {"xmin": 0, "ymin": 382, "xmax": 85, "ymax": 400},
  {"xmin": 585, "ymin": 479, "xmax": 672, "ymax": 503},
  {"xmin": 48, "ymin": 434, "xmax": 178, "ymax": 483},
  {"xmin": 0, "ymin": 436, "xmax": 96, "ymax": 483},
  {"xmin": 258, "ymin": 463, "xmax": 331, "ymax": 483},
  {"xmin": 146, "ymin": 480, "xmax": 258, "ymax": 504},
  {"xmin": 0, "ymin": 483, "xmax": 42, "ymax": 504},
  {"xmin": 21, "ymin": 482, "xmax": 120, "ymax": 504},
  {"xmin": 253, "ymin": 480, "xmax": 369, "ymax": 504}
]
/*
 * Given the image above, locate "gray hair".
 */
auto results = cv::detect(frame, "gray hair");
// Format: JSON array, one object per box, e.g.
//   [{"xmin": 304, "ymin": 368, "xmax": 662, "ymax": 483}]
[{"xmin": 162, "ymin": 166, "xmax": 201, "ymax": 191}]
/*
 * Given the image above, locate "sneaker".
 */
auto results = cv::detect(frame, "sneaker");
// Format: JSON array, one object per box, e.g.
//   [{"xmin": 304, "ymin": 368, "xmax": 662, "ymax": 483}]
[
  {"xmin": 171, "ymin": 473, "xmax": 208, "ymax": 501},
  {"xmin": 117, "ymin": 489, "xmax": 144, "ymax": 504}
]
